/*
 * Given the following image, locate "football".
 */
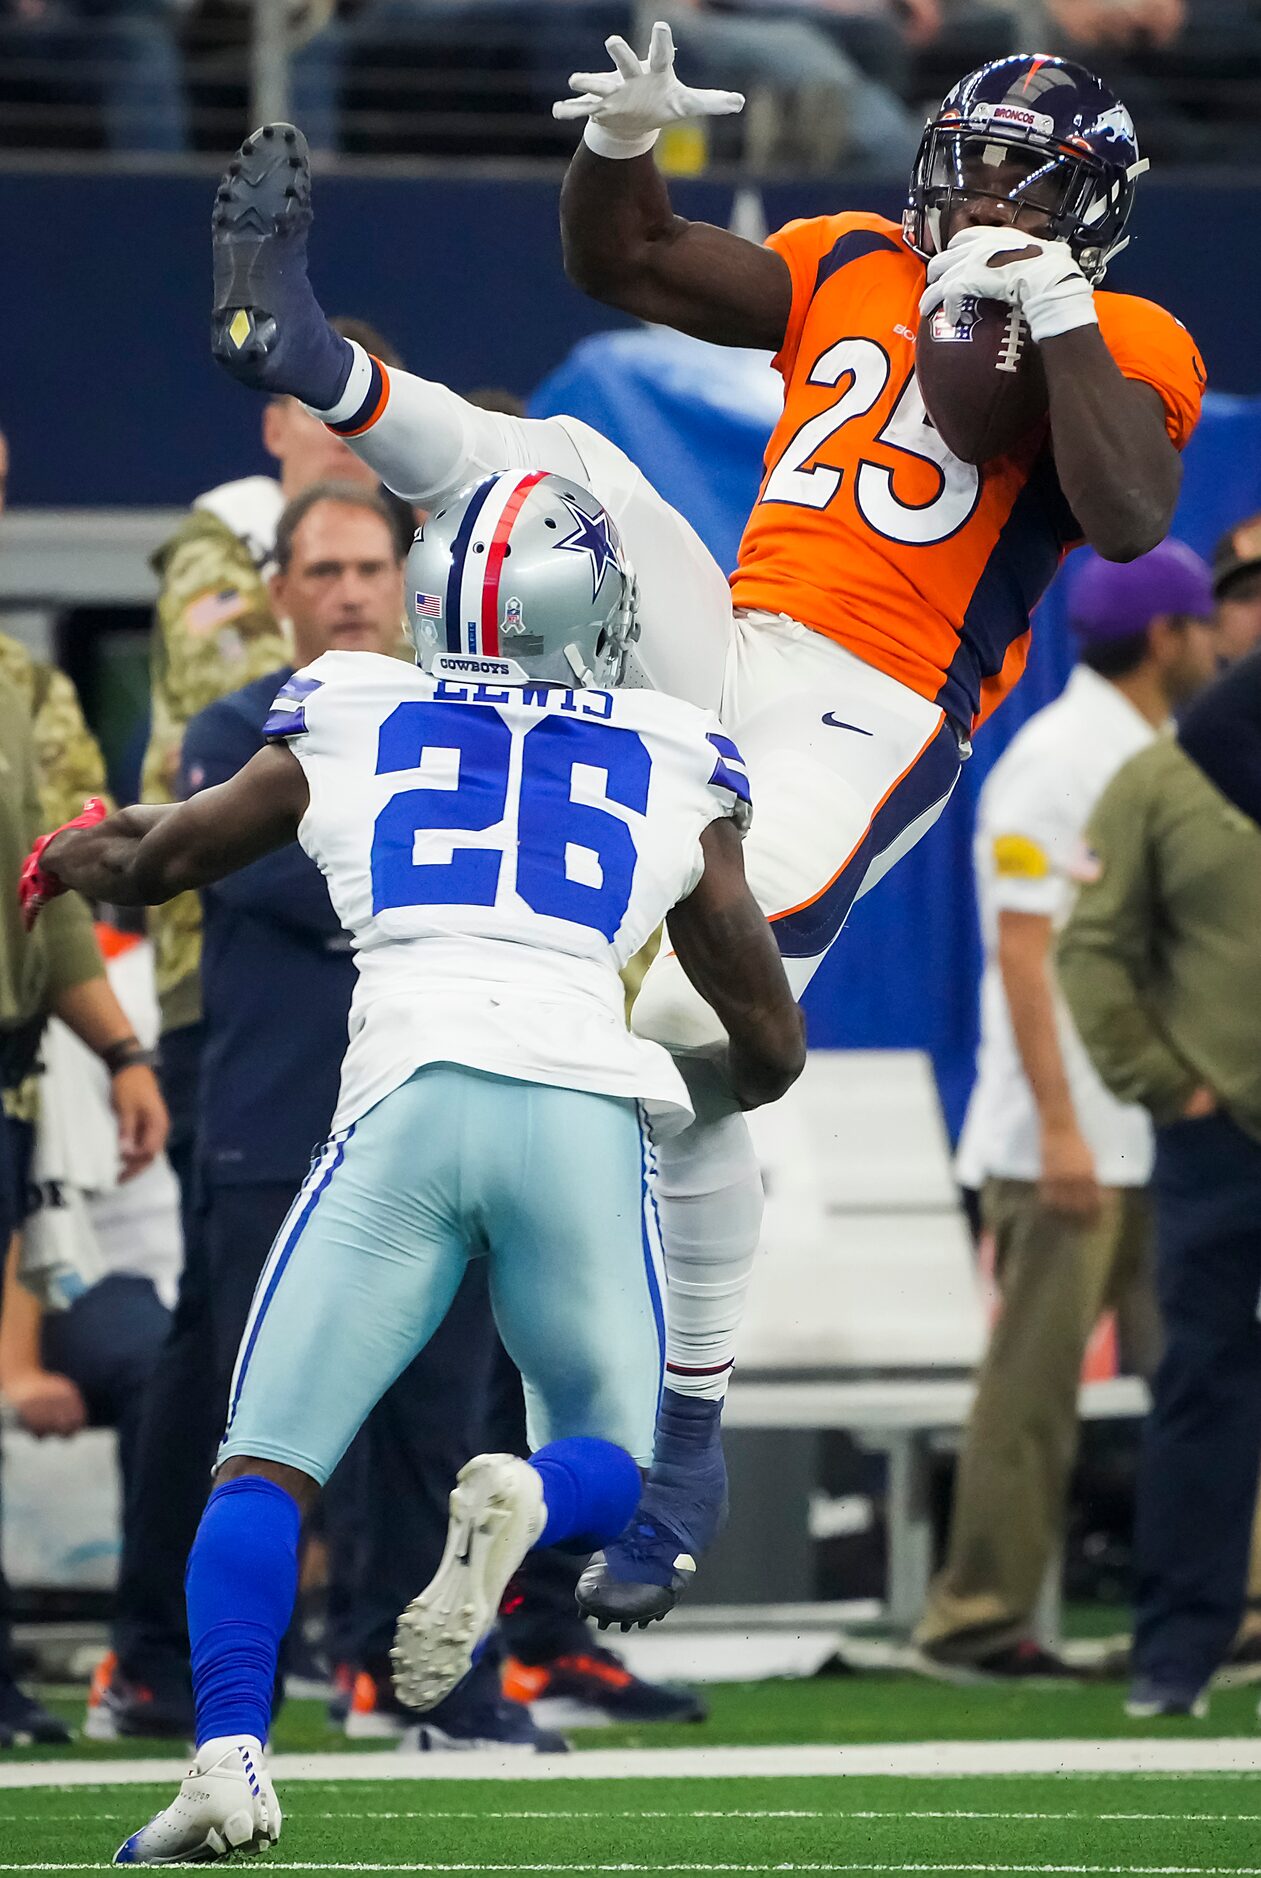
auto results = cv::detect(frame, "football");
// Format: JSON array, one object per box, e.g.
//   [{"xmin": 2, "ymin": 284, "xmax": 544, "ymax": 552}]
[{"xmin": 916, "ymin": 298, "xmax": 1048, "ymax": 466}]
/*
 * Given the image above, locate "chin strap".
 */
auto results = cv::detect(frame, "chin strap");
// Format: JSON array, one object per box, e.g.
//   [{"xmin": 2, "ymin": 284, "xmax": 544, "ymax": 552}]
[{"xmin": 565, "ymin": 644, "xmax": 597, "ymax": 687}]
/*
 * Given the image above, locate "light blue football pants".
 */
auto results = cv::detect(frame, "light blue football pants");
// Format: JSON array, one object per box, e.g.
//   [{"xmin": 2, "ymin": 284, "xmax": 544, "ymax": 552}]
[{"xmin": 217, "ymin": 1066, "xmax": 666, "ymax": 1483}]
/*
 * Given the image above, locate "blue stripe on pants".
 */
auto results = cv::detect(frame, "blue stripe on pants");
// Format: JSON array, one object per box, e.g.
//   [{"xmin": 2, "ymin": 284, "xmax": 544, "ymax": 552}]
[{"xmin": 223, "ymin": 1127, "xmax": 353, "ymax": 1438}]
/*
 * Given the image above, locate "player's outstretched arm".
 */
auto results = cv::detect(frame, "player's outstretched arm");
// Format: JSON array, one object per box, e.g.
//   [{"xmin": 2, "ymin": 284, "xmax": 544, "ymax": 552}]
[
  {"xmin": 670, "ymin": 819, "xmax": 806, "ymax": 1109},
  {"xmin": 557, "ymin": 22, "xmax": 791, "ymax": 348},
  {"xmin": 38, "ymin": 746, "xmax": 308, "ymax": 909}
]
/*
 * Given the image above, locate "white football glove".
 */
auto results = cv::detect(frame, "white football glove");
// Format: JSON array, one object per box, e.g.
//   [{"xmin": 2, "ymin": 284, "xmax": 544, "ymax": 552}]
[
  {"xmin": 553, "ymin": 19, "xmax": 744, "ymax": 161},
  {"xmin": 920, "ymin": 226, "xmax": 1097, "ymax": 345}
]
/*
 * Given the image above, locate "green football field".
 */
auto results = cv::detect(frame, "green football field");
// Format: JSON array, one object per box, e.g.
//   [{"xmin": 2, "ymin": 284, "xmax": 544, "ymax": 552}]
[
  {"xmin": 5, "ymin": 1770, "xmax": 1261, "ymax": 1875},
  {"xmin": 3, "ymin": 1678, "xmax": 1261, "ymax": 1874}
]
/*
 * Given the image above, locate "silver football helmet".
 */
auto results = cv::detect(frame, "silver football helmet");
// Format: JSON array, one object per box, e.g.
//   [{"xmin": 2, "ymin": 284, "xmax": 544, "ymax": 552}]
[{"xmin": 405, "ymin": 470, "xmax": 640, "ymax": 688}]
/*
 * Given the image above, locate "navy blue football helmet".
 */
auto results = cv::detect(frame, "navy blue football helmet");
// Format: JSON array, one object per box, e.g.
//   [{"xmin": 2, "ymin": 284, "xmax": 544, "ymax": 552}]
[{"xmin": 905, "ymin": 54, "xmax": 1147, "ymax": 283}]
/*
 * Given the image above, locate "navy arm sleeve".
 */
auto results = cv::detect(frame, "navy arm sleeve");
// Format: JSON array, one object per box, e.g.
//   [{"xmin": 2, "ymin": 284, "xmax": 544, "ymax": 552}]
[
  {"xmin": 180, "ymin": 698, "xmax": 346, "ymax": 943},
  {"xmin": 1178, "ymin": 649, "xmax": 1261, "ymax": 829}
]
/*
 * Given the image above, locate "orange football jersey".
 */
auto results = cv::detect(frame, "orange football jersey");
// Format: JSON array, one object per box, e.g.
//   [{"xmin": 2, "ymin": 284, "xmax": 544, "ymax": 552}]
[{"xmin": 730, "ymin": 212, "xmax": 1206, "ymax": 731}]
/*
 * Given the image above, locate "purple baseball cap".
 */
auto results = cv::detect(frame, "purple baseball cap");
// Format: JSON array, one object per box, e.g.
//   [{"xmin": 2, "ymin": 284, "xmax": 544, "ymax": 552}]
[{"xmin": 1067, "ymin": 539, "xmax": 1215, "ymax": 644}]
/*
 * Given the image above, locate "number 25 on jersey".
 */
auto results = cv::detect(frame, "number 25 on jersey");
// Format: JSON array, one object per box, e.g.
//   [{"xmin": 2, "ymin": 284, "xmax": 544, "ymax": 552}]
[{"xmin": 762, "ymin": 337, "xmax": 980, "ymax": 547}]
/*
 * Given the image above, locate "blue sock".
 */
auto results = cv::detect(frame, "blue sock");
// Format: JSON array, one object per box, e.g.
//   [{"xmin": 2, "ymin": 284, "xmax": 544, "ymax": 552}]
[
  {"xmin": 638, "ymin": 1388, "xmax": 729, "ymax": 1555},
  {"xmin": 185, "ymin": 1476, "xmax": 301, "ymax": 1749},
  {"xmin": 530, "ymin": 1438, "xmax": 641, "ymax": 1552}
]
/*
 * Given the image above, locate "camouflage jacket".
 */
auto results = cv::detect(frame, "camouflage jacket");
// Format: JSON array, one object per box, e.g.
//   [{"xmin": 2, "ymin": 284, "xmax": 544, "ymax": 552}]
[
  {"xmin": 142, "ymin": 494, "xmax": 289, "ymax": 1033},
  {"xmin": 0, "ymin": 632, "xmax": 111, "ymax": 831},
  {"xmin": 0, "ymin": 662, "xmax": 104, "ymax": 1112}
]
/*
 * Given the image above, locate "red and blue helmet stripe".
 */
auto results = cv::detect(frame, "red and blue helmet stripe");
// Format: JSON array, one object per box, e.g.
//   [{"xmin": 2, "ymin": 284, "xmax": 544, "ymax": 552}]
[{"xmin": 440, "ymin": 469, "xmax": 551, "ymax": 658}]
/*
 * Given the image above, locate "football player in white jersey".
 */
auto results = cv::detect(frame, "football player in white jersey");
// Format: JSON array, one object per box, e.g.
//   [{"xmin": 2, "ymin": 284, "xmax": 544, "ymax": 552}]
[
  {"xmin": 202, "ymin": 123, "xmax": 781, "ymax": 1633},
  {"xmin": 22, "ymin": 470, "xmax": 803, "ymax": 1866}
]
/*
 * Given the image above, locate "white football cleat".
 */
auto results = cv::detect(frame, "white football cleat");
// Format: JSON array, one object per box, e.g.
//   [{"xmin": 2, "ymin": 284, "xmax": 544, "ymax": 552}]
[
  {"xmin": 113, "ymin": 1735, "xmax": 280, "ymax": 1864},
  {"xmin": 392, "ymin": 1452, "xmax": 546, "ymax": 1713}
]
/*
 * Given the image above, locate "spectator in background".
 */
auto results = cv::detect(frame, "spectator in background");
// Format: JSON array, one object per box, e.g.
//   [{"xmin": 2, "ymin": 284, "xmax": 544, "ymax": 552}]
[
  {"xmin": 142, "ymin": 316, "xmax": 405, "ymax": 1236},
  {"xmin": 92, "ymin": 471, "xmax": 404, "ymax": 1740},
  {"xmin": 0, "ymin": 635, "xmax": 168, "ymax": 1743},
  {"xmin": 1058, "ymin": 683, "xmax": 1261, "ymax": 1718},
  {"xmin": 1211, "ymin": 513, "xmax": 1261, "ymax": 664},
  {"xmin": 1016, "ymin": 0, "xmax": 1261, "ymax": 162},
  {"xmin": 916, "ymin": 543, "xmax": 1217, "ymax": 1678},
  {"xmin": 653, "ymin": 1, "xmax": 925, "ymax": 166},
  {"xmin": 90, "ymin": 485, "xmax": 564, "ymax": 1749},
  {"xmin": 0, "ymin": 923, "xmax": 176, "ymax": 1527},
  {"xmin": 292, "ymin": 2, "xmax": 922, "ymax": 169},
  {"xmin": 0, "ymin": 0, "xmax": 188, "ymax": 153}
]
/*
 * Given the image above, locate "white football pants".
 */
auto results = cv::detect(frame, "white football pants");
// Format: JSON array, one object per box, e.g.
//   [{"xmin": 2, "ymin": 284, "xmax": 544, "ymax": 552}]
[{"xmin": 315, "ymin": 350, "xmax": 963, "ymax": 1401}]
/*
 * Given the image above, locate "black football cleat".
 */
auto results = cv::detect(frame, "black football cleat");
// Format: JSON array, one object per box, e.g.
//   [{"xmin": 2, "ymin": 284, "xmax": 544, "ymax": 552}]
[
  {"xmin": 0, "ymin": 1673, "xmax": 72, "ymax": 1748},
  {"xmin": 576, "ymin": 1519, "xmax": 697, "ymax": 1632},
  {"xmin": 576, "ymin": 1390, "xmax": 727, "ymax": 1630},
  {"xmin": 211, "ymin": 123, "xmax": 350, "ymax": 409},
  {"xmin": 503, "ymin": 1643, "xmax": 706, "ymax": 1725}
]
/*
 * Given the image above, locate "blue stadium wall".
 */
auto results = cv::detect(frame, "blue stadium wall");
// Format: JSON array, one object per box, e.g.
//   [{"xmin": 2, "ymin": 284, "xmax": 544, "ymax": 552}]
[
  {"xmin": 11, "ymin": 169, "xmax": 1260, "ymax": 505},
  {"xmin": 15, "ymin": 168, "xmax": 1261, "ymax": 1133}
]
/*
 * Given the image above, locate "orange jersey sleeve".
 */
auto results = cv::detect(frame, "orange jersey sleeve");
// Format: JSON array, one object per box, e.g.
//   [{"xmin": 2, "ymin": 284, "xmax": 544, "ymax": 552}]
[
  {"xmin": 766, "ymin": 211, "xmax": 905, "ymax": 385},
  {"xmin": 1095, "ymin": 292, "xmax": 1206, "ymax": 448}
]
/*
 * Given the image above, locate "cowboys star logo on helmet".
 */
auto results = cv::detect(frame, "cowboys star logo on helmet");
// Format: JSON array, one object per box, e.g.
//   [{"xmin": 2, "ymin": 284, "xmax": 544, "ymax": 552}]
[
  {"xmin": 404, "ymin": 471, "xmax": 639, "ymax": 690},
  {"xmin": 555, "ymin": 494, "xmax": 622, "ymax": 603}
]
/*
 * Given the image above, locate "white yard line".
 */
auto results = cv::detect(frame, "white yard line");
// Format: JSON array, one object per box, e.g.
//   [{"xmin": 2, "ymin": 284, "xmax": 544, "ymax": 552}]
[
  {"xmin": 7, "ymin": 1809, "xmax": 1261, "ymax": 1825},
  {"xmin": 9, "ymin": 1863, "xmax": 1261, "ymax": 1875},
  {"xmin": 5, "ymin": 1740, "xmax": 1261, "ymax": 1789}
]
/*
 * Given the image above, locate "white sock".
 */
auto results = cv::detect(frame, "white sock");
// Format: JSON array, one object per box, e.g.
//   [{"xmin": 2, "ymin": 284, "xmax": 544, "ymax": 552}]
[{"xmin": 657, "ymin": 1106, "xmax": 764, "ymax": 1403}]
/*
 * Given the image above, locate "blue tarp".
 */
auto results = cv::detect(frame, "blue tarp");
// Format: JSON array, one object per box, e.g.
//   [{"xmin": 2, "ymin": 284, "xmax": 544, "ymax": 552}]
[{"xmin": 532, "ymin": 330, "xmax": 1261, "ymax": 1138}]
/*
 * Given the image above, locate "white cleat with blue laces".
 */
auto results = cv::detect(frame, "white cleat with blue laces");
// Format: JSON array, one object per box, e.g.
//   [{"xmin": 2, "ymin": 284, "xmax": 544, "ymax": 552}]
[{"xmin": 113, "ymin": 1735, "xmax": 280, "ymax": 1864}]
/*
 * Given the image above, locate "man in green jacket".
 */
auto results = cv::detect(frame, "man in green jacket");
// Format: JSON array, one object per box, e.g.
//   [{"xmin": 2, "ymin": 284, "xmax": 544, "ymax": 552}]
[
  {"xmin": 1058, "ymin": 735, "xmax": 1261, "ymax": 1720},
  {"xmin": 0, "ymin": 669, "xmax": 168, "ymax": 1746}
]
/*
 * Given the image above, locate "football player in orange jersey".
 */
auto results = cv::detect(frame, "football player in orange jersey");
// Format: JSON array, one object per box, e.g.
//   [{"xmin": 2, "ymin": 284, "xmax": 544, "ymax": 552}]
[
  {"xmin": 554, "ymin": 35, "xmax": 1204, "ymax": 1626},
  {"xmin": 205, "ymin": 50, "xmax": 1202, "ymax": 1638}
]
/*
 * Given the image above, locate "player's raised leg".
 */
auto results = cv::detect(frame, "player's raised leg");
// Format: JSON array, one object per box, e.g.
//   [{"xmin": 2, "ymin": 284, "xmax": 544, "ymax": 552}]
[
  {"xmin": 208, "ymin": 123, "xmax": 736, "ymax": 714},
  {"xmin": 578, "ymin": 1077, "xmax": 762, "ymax": 1627},
  {"xmin": 115, "ymin": 1110, "xmax": 472, "ymax": 1864},
  {"xmin": 582, "ymin": 622, "xmax": 967, "ymax": 1627},
  {"xmin": 211, "ymin": 122, "xmax": 352, "ymax": 410},
  {"xmin": 210, "ymin": 124, "xmax": 592, "ymax": 499},
  {"xmin": 391, "ymin": 1072, "xmax": 650, "ymax": 1711}
]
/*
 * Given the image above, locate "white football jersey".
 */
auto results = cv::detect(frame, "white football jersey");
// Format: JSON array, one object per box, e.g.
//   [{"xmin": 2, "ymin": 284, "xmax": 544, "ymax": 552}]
[{"xmin": 264, "ymin": 651, "xmax": 751, "ymax": 1135}]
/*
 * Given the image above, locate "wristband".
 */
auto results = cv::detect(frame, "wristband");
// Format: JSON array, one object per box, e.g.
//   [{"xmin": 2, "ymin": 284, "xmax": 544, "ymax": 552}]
[
  {"xmin": 583, "ymin": 120, "xmax": 660, "ymax": 161},
  {"xmin": 102, "ymin": 1037, "xmax": 153, "ymax": 1077}
]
